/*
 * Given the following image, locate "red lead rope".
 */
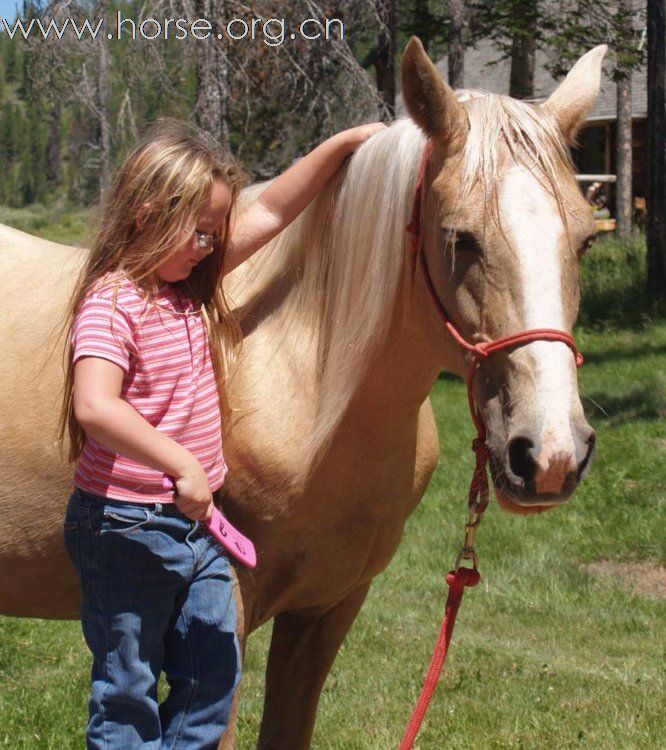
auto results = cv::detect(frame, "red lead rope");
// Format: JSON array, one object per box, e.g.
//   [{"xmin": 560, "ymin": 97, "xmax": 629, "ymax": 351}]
[
  {"xmin": 399, "ymin": 141, "xmax": 584, "ymax": 749},
  {"xmin": 398, "ymin": 568, "xmax": 481, "ymax": 750}
]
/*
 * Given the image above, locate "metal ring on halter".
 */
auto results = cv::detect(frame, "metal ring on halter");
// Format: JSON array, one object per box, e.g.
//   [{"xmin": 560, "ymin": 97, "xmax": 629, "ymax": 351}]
[{"xmin": 455, "ymin": 546, "xmax": 479, "ymax": 572}]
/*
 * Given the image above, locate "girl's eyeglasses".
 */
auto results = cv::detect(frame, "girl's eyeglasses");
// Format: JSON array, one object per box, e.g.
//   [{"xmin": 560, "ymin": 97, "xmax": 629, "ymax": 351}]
[{"xmin": 194, "ymin": 230, "xmax": 220, "ymax": 249}]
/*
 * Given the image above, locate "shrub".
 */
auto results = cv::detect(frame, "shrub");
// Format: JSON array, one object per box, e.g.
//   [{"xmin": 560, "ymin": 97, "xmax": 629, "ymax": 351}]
[{"xmin": 578, "ymin": 232, "xmax": 660, "ymax": 327}]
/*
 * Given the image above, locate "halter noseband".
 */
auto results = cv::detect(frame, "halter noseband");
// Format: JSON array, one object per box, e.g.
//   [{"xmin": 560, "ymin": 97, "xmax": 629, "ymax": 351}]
[{"xmin": 407, "ymin": 140, "xmax": 583, "ymax": 537}]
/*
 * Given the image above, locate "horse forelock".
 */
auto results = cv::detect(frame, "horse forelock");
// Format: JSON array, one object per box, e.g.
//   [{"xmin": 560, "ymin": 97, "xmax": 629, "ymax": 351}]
[{"xmin": 455, "ymin": 91, "xmax": 576, "ymax": 243}]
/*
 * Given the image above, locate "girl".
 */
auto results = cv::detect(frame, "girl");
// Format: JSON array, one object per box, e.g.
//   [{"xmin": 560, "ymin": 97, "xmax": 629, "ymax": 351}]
[{"xmin": 60, "ymin": 117, "xmax": 384, "ymax": 749}]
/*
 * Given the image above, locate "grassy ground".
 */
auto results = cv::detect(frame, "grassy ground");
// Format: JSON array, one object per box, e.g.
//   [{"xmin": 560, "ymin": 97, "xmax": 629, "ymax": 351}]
[
  {"xmin": 1, "ymin": 323, "xmax": 663, "ymax": 749},
  {"xmin": 0, "ymin": 204, "xmax": 94, "ymax": 247},
  {"xmin": 577, "ymin": 232, "xmax": 660, "ymax": 328},
  {"xmin": 0, "ymin": 220, "xmax": 664, "ymax": 747}
]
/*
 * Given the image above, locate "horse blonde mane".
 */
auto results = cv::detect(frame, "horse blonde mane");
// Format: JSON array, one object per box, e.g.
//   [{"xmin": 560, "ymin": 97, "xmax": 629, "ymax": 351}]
[
  {"xmin": 227, "ymin": 120, "xmax": 426, "ymax": 467},
  {"xmin": 228, "ymin": 93, "xmax": 574, "ymax": 469}
]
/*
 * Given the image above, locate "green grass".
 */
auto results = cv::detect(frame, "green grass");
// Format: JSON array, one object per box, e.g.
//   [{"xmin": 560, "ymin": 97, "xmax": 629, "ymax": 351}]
[
  {"xmin": 1, "ymin": 323, "xmax": 664, "ymax": 749},
  {"xmin": 0, "ymin": 204, "xmax": 93, "ymax": 247},
  {"xmin": 579, "ymin": 233, "xmax": 664, "ymax": 327}
]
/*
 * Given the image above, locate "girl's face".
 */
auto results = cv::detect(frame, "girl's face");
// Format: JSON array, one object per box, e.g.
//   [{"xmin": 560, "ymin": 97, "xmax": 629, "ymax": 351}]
[{"xmin": 155, "ymin": 180, "xmax": 232, "ymax": 283}]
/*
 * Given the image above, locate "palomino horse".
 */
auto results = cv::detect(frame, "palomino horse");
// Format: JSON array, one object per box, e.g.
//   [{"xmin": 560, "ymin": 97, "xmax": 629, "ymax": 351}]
[{"xmin": 0, "ymin": 39, "xmax": 604, "ymax": 748}]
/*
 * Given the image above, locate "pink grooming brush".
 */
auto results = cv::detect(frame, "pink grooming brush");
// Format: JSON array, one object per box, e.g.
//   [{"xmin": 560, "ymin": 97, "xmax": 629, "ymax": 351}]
[{"xmin": 161, "ymin": 476, "xmax": 257, "ymax": 569}]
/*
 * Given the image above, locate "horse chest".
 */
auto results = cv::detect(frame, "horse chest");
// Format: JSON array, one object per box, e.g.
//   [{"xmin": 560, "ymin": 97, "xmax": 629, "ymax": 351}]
[{"xmin": 230, "ymin": 425, "xmax": 439, "ymax": 620}]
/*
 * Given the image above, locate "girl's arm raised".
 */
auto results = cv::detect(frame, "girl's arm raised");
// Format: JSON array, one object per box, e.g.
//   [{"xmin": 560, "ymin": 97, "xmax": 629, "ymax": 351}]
[{"xmin": 223, "ymin": 123, "xmax": 386, "ymax": 274}]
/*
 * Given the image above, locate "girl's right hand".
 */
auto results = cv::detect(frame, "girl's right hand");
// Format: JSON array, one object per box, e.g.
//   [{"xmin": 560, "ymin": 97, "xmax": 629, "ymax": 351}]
[{"xmin": 174, "ymin": 460, "xmax": 214, "ymax": 521}]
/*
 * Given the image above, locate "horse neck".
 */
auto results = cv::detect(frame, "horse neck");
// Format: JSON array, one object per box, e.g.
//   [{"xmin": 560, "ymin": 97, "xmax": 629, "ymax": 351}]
[{"xmin": 348, "ymin": 270, "xmax": 464, "ymax": 433}]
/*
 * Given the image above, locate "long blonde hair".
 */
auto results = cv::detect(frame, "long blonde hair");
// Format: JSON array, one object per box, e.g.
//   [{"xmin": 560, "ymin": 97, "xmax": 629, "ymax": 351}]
[{"xmin": 59, "ymin": 118, "xmax": 248, "ymax": 461}]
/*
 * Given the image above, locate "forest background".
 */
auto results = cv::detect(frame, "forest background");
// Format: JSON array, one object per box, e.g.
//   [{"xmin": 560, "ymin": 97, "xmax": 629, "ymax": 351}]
[{"xmin": 0, "ymin": 1, "xmax": 664, "ymax": 297}]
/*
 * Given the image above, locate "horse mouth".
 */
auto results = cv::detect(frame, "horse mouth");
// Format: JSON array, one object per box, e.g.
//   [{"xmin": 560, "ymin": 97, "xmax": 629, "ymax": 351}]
[
  {"xmin": 491, "ymin": 460, "xmax": 574, "ymax": 515},
  {"xmin": 489, "ymin": 439, "xmax": 594, "ymax": 516},
  {"xmin": 494, "ymin": 486, "xmax": 571, "ymax": 516}
]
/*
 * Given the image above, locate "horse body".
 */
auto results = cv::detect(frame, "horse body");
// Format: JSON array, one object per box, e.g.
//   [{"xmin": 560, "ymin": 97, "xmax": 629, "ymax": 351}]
[
  {"xmin": 0, "ymin": 226, "xmax": 440, "ymax": 621},
  {"xmin": 0, "ymin": 40, "xmax": 607, "ymax": 749},
  {"xmin": 1, "ymin": 231, "xmax": 86, "ymax": 615},
  {"xmin": 222, "ymin": 313, "xmax": 441, "ymax": 627}
]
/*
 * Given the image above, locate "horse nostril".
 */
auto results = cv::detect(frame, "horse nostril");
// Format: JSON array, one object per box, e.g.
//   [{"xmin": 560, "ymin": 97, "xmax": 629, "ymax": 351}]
[{"xmin": 508, "ymin": 436, "xmax": 538, "ymax": 487}]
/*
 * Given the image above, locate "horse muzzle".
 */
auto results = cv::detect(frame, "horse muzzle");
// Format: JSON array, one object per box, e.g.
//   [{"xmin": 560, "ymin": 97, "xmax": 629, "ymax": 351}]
[{"xmin": 491, "ymin": 424, "xmax": 596, "ymax": 515}]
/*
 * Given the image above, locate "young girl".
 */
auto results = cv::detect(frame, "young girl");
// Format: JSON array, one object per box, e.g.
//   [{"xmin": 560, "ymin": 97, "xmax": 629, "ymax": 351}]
[{"xmin": 60, "ymin": 117, "xmax": 384, "ymax": 749}]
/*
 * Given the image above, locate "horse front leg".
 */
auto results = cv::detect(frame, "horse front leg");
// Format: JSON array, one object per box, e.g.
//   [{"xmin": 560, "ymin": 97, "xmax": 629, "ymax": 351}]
[{"xmin": 257, "ymin": 582, "xmax": 371, "ymax": 750}]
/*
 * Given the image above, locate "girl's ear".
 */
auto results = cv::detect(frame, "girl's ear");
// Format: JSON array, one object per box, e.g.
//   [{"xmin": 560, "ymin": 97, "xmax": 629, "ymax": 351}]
[{"xmin": 135, "ymin": 202, "xmax": 151, "ymax": 231}]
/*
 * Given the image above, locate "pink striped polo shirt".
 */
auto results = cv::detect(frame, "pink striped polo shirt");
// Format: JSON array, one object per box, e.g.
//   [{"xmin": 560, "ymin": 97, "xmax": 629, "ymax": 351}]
[{"xmin": 72, "ymin": 273, "xmax": 228, "ymax": 502}]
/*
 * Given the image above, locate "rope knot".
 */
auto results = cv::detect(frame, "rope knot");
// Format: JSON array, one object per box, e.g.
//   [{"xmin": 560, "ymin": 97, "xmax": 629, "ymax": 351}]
[
  {"xmin": 472, "ymin": 438, "xmax": 489, "ymax": 461},
  {"xmin": 446, "ymin": 568, "xmax": 481, "ymax": 589}
]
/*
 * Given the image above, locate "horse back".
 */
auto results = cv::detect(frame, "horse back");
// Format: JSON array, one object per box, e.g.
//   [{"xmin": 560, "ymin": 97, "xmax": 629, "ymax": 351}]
[{"xmin": 0, "ymin": 225, "xmax": 85, "ymax": 617}]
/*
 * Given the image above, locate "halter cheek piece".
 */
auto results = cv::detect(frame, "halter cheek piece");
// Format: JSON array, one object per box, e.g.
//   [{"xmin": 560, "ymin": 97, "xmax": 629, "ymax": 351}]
[{"xmin": 407, "ymin": 139, "xmax": 584, "ymax": 535}]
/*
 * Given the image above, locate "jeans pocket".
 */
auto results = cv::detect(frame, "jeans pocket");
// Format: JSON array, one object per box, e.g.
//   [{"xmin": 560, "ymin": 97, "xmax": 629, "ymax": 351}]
[{"xmin": 100, "ymin": 505, "xmax": 152, "ymax": 536}]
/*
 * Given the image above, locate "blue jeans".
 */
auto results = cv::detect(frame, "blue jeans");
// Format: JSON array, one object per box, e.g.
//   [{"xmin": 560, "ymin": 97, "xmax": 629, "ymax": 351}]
[{"xmin": 64, "ymin": 488, "xmax": 241, "ymax": 750}]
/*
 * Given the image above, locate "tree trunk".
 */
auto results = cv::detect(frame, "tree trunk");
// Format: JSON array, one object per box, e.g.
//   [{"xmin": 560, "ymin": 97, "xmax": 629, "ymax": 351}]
[
  {"xmin": 647, "ymin": 0, "xmax": 666, "ymax": 299},
  {"xmin": 45, "ymin": 99, "xmax": 61, "ymax": 186},
  {"xmin": 375, "ymin": 0, "xmax": 396, "ymax": 118},
  {"xmin": 448, "ymin": 0, "xmax": 466, "ymax": 89},
  {"xmin": 193, "ymin": 0, "xmax": 230, "ymax": 146},
  {"xmin": 615, "ymin": 72, "xmax": 633, "ymax": 236},
  {"xmin": 97, "ymin": 29, "xmax": 110, "ymax": 201},
  {"xmin": 412, "ymin": 0, "xmax": 432, "ymax": 53},
  {"xmin": 509, "ymin": 1, "xmax": 537, "ymax": 99},
  {"xmin": 218, "ymin": 44, "xmax": 230, "ymax": 148}
]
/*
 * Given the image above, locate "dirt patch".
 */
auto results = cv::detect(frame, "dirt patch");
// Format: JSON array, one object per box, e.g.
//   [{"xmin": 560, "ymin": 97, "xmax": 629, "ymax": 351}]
[{"xmin": 584, "ymin": 561, "xmax": 666, "ymax": 599}]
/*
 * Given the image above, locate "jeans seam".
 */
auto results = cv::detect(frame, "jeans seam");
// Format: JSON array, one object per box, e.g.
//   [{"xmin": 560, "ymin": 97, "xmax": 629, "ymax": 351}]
[
  {"xmin": 90, "ymin": 513, "xmax": 111, "ymax": 750},
  {"xmin": 166, "ymin": 599, "xmax": 198, "ymax": 749}
]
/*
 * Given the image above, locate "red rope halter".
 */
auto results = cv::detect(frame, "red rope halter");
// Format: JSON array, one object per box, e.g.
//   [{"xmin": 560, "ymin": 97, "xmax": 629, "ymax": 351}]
[{"xmin": 399, "ymin": 140, "xmax": 584, "ymax": 749}]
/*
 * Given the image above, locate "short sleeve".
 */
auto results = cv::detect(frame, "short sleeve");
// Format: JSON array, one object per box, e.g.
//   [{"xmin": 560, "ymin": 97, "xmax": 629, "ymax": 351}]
[{"xmin": 72, "ymin": 293, "xmax": 136, "ymax": 373}]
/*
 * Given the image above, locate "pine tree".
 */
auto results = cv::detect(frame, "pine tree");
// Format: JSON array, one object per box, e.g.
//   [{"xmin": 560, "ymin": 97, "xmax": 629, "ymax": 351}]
[
  {"xmin": 470, "ymin": 0, "xmax": 542, "ymax": 98},
  {"xmin": 0, "ymin": 44, "xmax": 5, "ymax": 103},
  {"xmin": 647, "ymin": 0, "xmax": 666, "ymax": 299},
  {"xmin": 3, "ymin": 34, "xmax": 18, "ymax": 84}
]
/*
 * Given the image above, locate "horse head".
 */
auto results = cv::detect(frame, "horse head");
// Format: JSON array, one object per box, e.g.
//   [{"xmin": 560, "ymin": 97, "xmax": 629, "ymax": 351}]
[{"xmin": 402, "ymin": 39, "xmax": 606, "ymax": 515}]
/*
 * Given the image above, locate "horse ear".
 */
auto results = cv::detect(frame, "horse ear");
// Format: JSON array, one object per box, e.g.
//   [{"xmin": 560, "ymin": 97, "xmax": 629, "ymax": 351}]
[
  {"xmin": 542, "ymin": 45, "xmax": 608, "ymax": 143},
  {"xmin": 401, "ymin": 36, "xmax": 468, "ymax": 153}
]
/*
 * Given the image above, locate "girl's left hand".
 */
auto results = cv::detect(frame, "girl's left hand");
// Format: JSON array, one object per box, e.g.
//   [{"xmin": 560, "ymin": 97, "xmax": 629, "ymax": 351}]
[{"xmin": 340, "ymin": 122, "xmax": 388, "ymax": 153}]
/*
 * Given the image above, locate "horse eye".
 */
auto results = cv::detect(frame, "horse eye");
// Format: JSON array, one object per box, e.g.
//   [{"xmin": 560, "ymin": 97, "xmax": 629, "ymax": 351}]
[
  {"xmin": 443, "ymin": 228, "xmax": 481, "ymax": 253},
  {"xmin": 456, "ymin": 231, "xmax": 482, "ymax": 253}
]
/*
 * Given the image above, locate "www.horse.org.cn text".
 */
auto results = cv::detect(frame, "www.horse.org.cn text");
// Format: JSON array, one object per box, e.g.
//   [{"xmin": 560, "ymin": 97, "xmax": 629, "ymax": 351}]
[{"xmin": 0, "ymin": 12, "xmax": 346, "ymax": 46}]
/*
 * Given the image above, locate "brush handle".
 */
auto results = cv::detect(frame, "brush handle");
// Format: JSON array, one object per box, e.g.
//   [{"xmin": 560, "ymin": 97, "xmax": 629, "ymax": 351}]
[{"xmin": 161, "ymin": 476, "xmax": 257, "ymax": 569}]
